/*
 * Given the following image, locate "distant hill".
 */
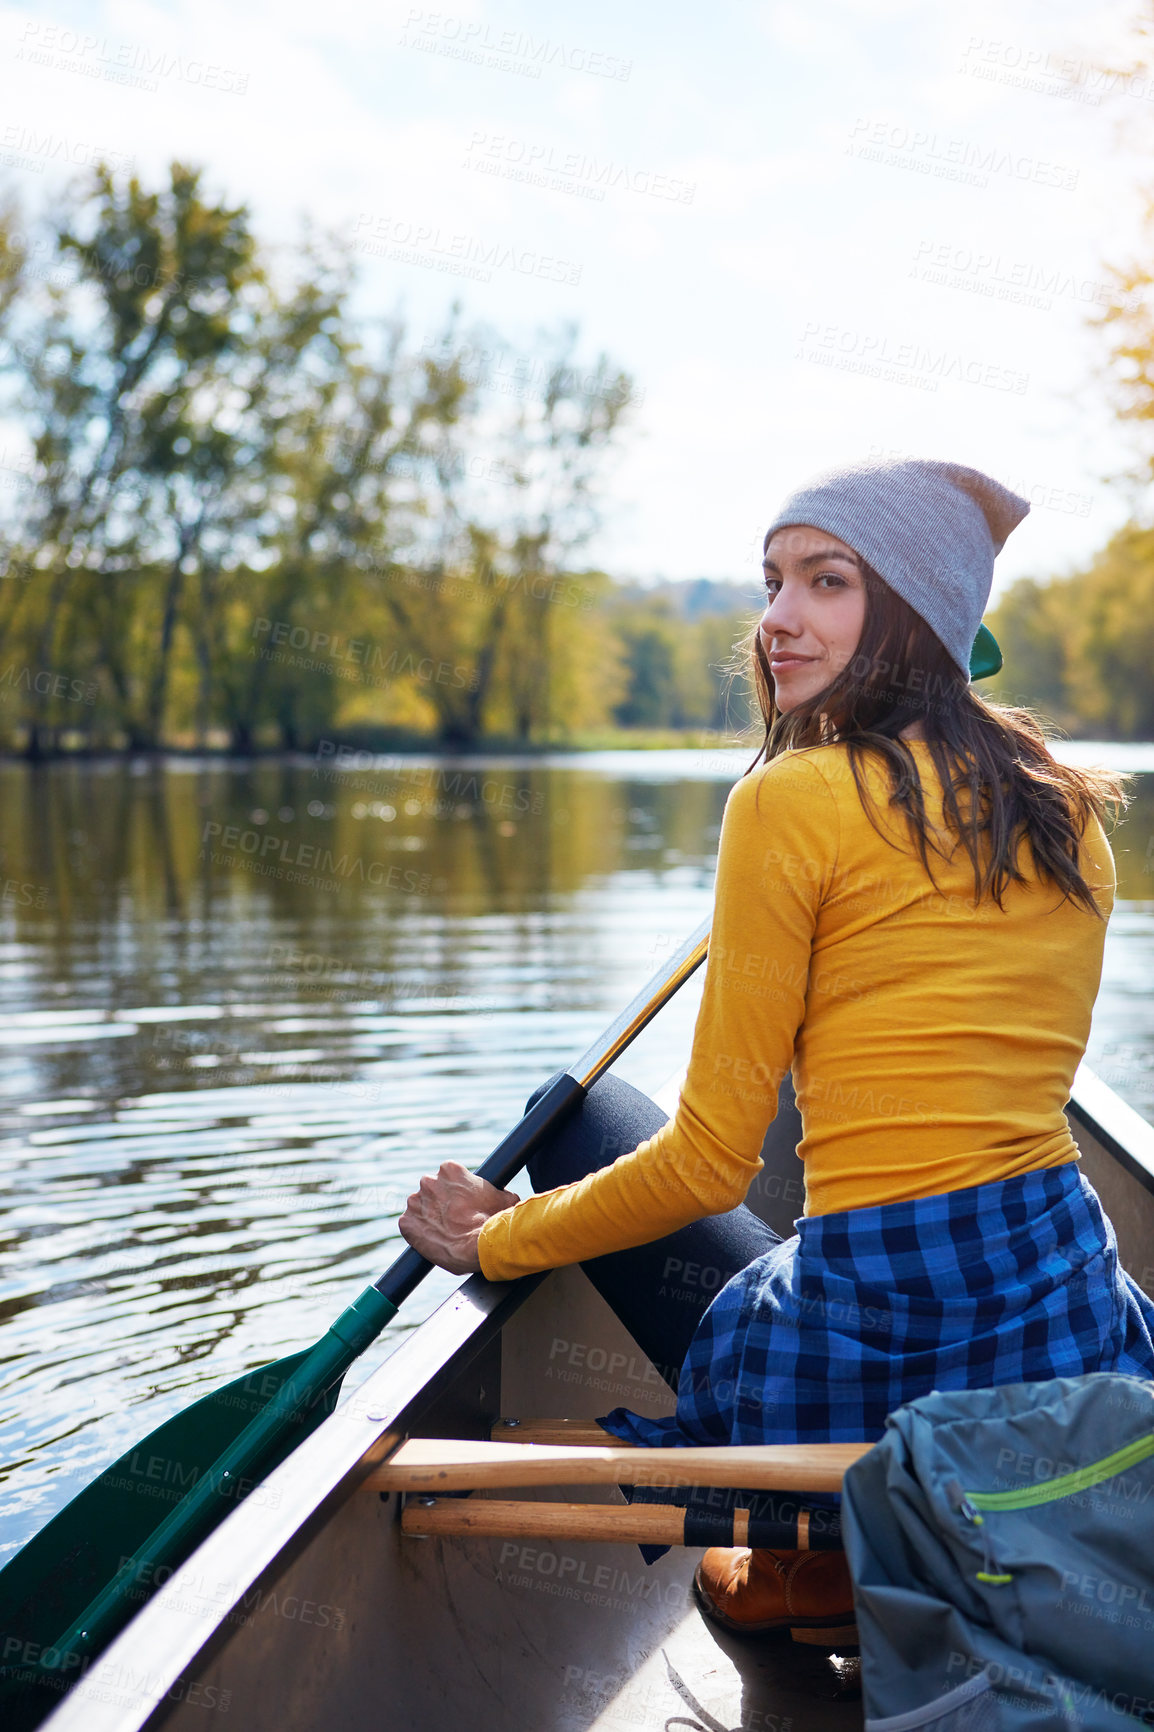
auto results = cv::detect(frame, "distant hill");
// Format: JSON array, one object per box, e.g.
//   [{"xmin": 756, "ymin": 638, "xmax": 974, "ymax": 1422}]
[{"xmin": 602, "ymin": 576, "xmax": 764, "ymax": 619}]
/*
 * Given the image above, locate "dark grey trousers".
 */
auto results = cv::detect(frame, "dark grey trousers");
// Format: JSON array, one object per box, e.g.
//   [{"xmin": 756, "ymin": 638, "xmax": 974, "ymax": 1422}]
[{"xmin": 525, "ymin": 1070, "xmax": 805, "ymax": 1389}]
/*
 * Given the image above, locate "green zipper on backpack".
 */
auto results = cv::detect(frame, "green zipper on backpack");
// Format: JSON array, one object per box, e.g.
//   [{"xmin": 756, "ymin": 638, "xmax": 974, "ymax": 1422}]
[{"xmin": 966, "ymin": 1431, "xmax": 1154, "ymax": 1513}]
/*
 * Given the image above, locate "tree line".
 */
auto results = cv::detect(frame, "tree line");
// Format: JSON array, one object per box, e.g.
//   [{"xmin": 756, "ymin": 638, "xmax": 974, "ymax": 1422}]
[
  {"xmin": 986, "ymin": 526, "xmax": 1154, "ymax": 739},
  {"xmin": 0, "ymin": 160, "xmax": 761, "ymax": 755},
  {"xmin": 0, "ymin": 159, "xmax": 1151, "ymax": 753}
]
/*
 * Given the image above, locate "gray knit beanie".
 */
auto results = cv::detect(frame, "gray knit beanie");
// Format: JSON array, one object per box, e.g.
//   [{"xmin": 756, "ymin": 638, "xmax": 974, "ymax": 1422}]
[{"xmin": 762, "ymin": 458, "xmax": 1030, "ymax": 679}]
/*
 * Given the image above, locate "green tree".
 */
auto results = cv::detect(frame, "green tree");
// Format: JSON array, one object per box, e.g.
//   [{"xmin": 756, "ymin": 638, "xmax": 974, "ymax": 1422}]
[
  {"xmin": 7, "ymin": 162, "xmax": 259, "ymax": 752},
  {"xmin": 209, "ymin": 294, "xmax": 471, "ymax": 751},
  {"xmin": 1067, "ymin": 526, "xmax": 1154, "ymax": 738},
  {"xmin": 0, "ymin": 193, "xmax": 24, "ymax": 332},
  {"xmin": 986, "ymin": 532, "xmax": 1154, "ymax": 740},
  {"xmin": 985, "ymin": 576, "xmax": 1076, "ymax": 729},
  {"xmin": 611, "ymin": 605, "xmax": 679, "ymax": 727},
  {"xmin": 0, "ymin": 164, "xmax": 638, "ymax": 754},
  {"xmin": 369, "ymin": 324, "xmax": 636, "ymax": 746}
]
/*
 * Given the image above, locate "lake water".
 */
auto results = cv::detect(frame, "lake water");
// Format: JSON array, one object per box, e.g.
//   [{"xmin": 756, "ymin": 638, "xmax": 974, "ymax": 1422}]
[{"xmin": 1, "ymin": 745, "xmax": 1152, "ymax": 1559}]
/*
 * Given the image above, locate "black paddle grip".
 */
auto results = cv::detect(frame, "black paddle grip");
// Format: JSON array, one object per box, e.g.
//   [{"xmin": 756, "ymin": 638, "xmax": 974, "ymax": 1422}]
[{"xmin": 375, "ymin": 1070, "xmax": 587, "ymax": 1308}]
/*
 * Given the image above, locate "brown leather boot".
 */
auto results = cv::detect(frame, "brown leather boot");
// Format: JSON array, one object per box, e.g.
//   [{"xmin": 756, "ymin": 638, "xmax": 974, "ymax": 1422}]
[{"xmin": 693, "ymin": 1546, "xmax": 858, "ymax": 1642}]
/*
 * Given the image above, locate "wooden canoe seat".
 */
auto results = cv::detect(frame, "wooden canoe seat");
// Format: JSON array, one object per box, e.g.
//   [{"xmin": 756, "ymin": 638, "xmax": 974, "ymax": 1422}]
[{"xmin": 362, "ymin": 1420, "xmax": 871, "ymax": 1552}]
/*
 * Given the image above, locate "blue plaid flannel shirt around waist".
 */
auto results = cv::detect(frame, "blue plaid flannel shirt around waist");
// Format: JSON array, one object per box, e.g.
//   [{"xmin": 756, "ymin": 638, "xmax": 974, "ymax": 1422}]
[{"xmin": 599, "ymin": 1162, "xmax": 1154, "ymax": 1453}]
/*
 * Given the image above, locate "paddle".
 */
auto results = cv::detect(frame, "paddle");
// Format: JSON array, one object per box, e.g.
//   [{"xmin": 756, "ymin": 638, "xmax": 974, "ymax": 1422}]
[{"xmin": 0, "ymin": 916, "xmax": 711, "ymax": 1727}]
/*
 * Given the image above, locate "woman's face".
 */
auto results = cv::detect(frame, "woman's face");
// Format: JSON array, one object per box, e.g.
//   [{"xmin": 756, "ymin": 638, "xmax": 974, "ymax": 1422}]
[{"xmin": 759, "ymin": 525, "xmax": 869, "ymax": 713}]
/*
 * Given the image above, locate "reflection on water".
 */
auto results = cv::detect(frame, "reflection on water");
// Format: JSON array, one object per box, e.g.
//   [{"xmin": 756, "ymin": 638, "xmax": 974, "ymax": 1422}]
[{"xmin": 0, "ymin": 747, "xmax": 1151, "ymax": 1559}]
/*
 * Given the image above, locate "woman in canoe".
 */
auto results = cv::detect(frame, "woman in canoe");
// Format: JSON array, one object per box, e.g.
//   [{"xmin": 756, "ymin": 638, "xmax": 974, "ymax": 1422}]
[{"xmin": 400, "ymin": 457, "xmax": 1154, "ymax": 1636}]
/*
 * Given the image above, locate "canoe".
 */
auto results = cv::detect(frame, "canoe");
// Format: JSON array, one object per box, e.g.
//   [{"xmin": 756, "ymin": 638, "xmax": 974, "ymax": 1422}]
[{"xmin": 21, "ymin": 1060, "xmax": 1154, "ymax": 1732}]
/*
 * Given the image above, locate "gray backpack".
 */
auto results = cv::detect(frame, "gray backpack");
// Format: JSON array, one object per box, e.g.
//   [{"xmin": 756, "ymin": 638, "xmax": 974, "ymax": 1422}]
[{"xmin": 840, "ymin": 1374, "xmax": 1154, "ymax": 1730}]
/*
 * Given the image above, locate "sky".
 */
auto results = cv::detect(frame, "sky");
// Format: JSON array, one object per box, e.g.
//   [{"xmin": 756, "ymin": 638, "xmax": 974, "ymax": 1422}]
[{"xmin": 2, "ymin": 0, "xmax": 1153, "ymax": 599}]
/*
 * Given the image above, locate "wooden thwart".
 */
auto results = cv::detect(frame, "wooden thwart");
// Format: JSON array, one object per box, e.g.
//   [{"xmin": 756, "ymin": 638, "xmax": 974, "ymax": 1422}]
[
  {"xmin": 367, "ymin": 1424, "xmax": 866, "ymax": 1551},
  {"xmin": 399, "ymin": 1498, "xmax": 837, "ymax": 1551},
  {"xmin": 363, "ymin": 1435, "xmax": 868, "ymax": 1495},
  {"xmin": 402, "ymin": 1499, "xmax": 750, "ymax": 1546}
]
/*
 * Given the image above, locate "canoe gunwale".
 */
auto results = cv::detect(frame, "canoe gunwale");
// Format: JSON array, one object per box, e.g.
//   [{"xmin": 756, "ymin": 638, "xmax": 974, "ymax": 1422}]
[
  {"xmin": 37, "ymin": 1270, "xmax": 545, "ymax": 1732},
  {"xmin": 1069, "ymin": 1062, "xmax": 1154, "ymax": 1198}
]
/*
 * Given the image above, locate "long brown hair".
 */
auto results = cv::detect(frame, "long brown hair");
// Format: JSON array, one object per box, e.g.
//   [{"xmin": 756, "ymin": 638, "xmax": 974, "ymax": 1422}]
[{"xmin": 737, "ymin": 558, "xmax": 1126, "ymax": 916}]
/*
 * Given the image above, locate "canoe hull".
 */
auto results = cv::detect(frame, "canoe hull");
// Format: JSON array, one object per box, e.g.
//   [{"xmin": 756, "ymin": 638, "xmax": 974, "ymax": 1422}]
[{"xmin": 33, "ymin": 1067, "xmax": 1154, "ymax": 1732}]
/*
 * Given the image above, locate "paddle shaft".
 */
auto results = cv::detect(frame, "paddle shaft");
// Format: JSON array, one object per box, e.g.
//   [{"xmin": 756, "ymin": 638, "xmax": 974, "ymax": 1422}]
[
  {"xmin": 378, "ymin": 913, "xmax": 712, "ymax": 1307},
  {"xmin": 37, "ymin": 917, "xmax": 712, "ymax": 1677}
]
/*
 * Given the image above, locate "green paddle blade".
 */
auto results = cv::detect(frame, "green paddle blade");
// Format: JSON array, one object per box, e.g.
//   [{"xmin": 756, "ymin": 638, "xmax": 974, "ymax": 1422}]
[{"xmin": 0, "ymin": 1347, "xmax": 336, "ymax": 1731}]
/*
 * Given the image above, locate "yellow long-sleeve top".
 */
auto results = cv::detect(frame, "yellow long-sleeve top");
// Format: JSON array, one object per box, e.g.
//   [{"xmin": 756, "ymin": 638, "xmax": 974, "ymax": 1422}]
[{"xmin": 477, "ymin": 741, "xmax": 1116, "ymax": 1283}]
